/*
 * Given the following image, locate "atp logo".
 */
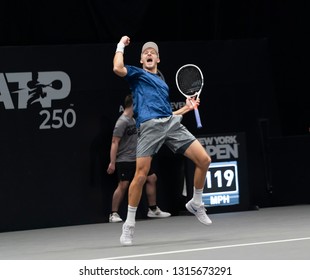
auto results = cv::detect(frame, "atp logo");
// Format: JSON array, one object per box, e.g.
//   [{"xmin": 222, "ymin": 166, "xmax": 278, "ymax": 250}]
[
  {"xmin": 0, "ymin": 71, "xmax": 70, "ymax": 109},
  {"xmin": 0, "ymin": 71, "xmax": 76, "ymax": 130}
]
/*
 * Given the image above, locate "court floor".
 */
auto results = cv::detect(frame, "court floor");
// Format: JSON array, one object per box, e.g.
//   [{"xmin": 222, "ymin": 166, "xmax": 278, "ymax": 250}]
[{"xmin": 0, "ymin": 204, "xmax": 309, "ymax": 260}]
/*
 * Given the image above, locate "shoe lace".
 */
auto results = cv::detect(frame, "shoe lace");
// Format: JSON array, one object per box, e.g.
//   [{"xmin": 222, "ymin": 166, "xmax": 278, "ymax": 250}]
[
  {"xmin": 123, "ymin": 225, "xmax": 134, "ymax": 237},
  {"xmin": 197, "ymin": 204, "xmax": 207, "ymax": 214}
]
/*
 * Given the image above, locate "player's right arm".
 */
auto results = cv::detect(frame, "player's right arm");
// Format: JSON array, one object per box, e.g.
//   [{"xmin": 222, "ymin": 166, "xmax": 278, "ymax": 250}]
[{"xmin": 113, "ymin": 36, "xmax": 130, "ymax": 77}]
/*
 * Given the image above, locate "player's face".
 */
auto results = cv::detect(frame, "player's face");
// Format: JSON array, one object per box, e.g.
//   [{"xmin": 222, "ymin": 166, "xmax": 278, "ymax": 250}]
[{"xmin": 140, "ymin": 48, "xmax": 160, "ymax": 72}]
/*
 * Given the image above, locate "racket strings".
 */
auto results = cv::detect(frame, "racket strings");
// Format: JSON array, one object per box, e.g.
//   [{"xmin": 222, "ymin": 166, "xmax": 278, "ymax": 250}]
[{"xmin": 177, "ymin": 68, "xmax": 202, "ymax": 95}]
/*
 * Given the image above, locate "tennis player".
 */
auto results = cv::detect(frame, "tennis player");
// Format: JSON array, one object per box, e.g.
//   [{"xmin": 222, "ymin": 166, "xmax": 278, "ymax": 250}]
[{"xmin": 113, "ymin": 35, "xmax": 212, "ymax": 246}]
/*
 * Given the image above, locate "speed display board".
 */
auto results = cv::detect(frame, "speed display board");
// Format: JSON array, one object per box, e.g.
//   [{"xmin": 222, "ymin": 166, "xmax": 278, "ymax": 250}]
[
  {"xmin": 203, "ymin": 161, "xmax": 239, "ymax": 206},
  {"xmin": 195, "ymin": 133, "xmax": 249, "ymax": 211}
]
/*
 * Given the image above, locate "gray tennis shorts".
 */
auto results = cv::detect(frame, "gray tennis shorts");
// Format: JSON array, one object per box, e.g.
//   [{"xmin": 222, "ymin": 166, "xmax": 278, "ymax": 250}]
[{"xmin": 136, "ymin": 115, "xmax": 196, "ymax": 157}]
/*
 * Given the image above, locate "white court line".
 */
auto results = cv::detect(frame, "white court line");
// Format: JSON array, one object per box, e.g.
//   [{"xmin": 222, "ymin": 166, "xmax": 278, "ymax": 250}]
[{"xmin": 101, "ymin": 237, "xmax": 310, "ymax": 260}]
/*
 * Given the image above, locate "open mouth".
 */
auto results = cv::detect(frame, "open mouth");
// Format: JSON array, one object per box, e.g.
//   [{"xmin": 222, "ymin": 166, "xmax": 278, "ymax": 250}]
[{"xmin": 147, "ymin": 58, "xmax": 153, "ymax": 63}]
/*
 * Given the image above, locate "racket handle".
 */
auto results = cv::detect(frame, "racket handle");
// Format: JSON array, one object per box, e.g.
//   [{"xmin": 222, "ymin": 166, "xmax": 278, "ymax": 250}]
[{"xmin": 194, "ymin": 108, "xmax": 202, "ymax": 128}]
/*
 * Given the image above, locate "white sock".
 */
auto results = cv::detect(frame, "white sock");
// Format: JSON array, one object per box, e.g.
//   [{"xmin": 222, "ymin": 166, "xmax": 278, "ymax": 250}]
[
  {"xmin": 192, "ymin": 187, "xmax": 203, "ymax": 205},
  {"xmin": 125, "ymin": 205, "xmax": 137, "ymax": 226}
]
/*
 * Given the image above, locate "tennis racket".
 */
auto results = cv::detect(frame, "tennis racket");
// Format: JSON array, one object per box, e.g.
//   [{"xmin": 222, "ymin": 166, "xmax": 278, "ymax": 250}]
[{"xmin": 176, "ymin": 64, "xmax": 204, "ymax": 128}]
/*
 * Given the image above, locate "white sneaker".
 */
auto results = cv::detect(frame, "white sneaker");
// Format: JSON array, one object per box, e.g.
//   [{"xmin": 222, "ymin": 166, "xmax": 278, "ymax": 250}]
[
  {"xmin": 147, "ymin": 206, "xmax": 171, "ymax": 218},
  {"xmin": 109, "ymin": 212, "xmax": 123, "ymax": 223},
  {"xmin": 185, "ymin": 199, "xmax": 212, "ymax": 225},
  {"xmin": 120, "ymin": 223, "xmax": 135, "ymax": 246}
]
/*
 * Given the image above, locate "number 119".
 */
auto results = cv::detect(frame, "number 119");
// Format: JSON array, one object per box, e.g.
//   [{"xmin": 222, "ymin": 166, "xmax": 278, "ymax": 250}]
[{"xmin": 206, "ymin": 169, "xmax": 235, "ymax": 188}]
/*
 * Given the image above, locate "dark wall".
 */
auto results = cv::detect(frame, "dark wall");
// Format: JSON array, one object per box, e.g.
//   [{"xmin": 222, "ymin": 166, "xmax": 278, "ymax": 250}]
[
  {"xmin": 0, "ymin": 44, "xmax": 117, "ymax": 231},
  {"xmin": 0, "ymin": 0, "xmax": 309, "ymax": 231},
  {"xmin": 268, "ymin": 135, "xmax": 310, "ymax": 206},
  {"xmin": 0, "ymin": 39, "xmax": 285, "ymax": 232},
  {"xmin": 0, "ymin": 0, "xmax": 308, "ymax": 136}
]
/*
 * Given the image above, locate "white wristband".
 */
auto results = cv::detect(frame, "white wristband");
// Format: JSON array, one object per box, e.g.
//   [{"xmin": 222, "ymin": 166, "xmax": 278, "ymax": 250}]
[{"xmin": 116, "ymin": 42, "xmax": 125, "ymax": 53}]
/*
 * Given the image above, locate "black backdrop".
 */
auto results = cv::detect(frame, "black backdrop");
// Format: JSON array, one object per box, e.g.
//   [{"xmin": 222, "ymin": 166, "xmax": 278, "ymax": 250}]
[
  {"xmin": 0, "ymin": 0, "xmax": 309, "ymax": 232},
  {"xmin": 1, "ymin": 0, "xmax": 308, "ymax": 136},
  {"xmin": 1, "ymin": 38, "xmax": 282, "ymax": 232}
]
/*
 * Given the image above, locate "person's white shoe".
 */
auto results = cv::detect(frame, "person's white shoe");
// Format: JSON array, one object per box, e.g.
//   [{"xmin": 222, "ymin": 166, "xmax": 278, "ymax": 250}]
[
  {"xmin": 185, "ymin": 199, "xmax": 212, "ymax": 225},
  {"xmin": 147, "ymin": 207, "xmax": 171, "ymax": 218},
  {"xmin": 120, "ymin": 223, "xmax": 135, "ymax": 246},
  {"xmin": 109, "ymin": 212, "xmax": 123, "ymax": 223}
]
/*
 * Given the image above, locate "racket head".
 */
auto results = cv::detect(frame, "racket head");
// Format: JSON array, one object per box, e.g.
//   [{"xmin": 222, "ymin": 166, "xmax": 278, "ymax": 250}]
[{"xmin": 175, "ymin": 64, "xmax": 204, "ymax": 98}]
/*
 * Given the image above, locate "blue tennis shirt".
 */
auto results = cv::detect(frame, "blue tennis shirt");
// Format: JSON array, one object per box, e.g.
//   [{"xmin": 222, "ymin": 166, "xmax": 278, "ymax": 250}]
[{"xmin": 124, "ymin": 65, "xmax": 172, "ymax": 127}]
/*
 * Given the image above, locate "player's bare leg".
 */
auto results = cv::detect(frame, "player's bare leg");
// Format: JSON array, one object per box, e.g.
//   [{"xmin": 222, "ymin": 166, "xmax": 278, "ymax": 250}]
[
  {"xmin": 184, "ymin": 140, "xmax": 212, "ymax": 225},
  {"xmin": 120, "ymin": 156, "xmax": 152, "ymax": 246}
]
